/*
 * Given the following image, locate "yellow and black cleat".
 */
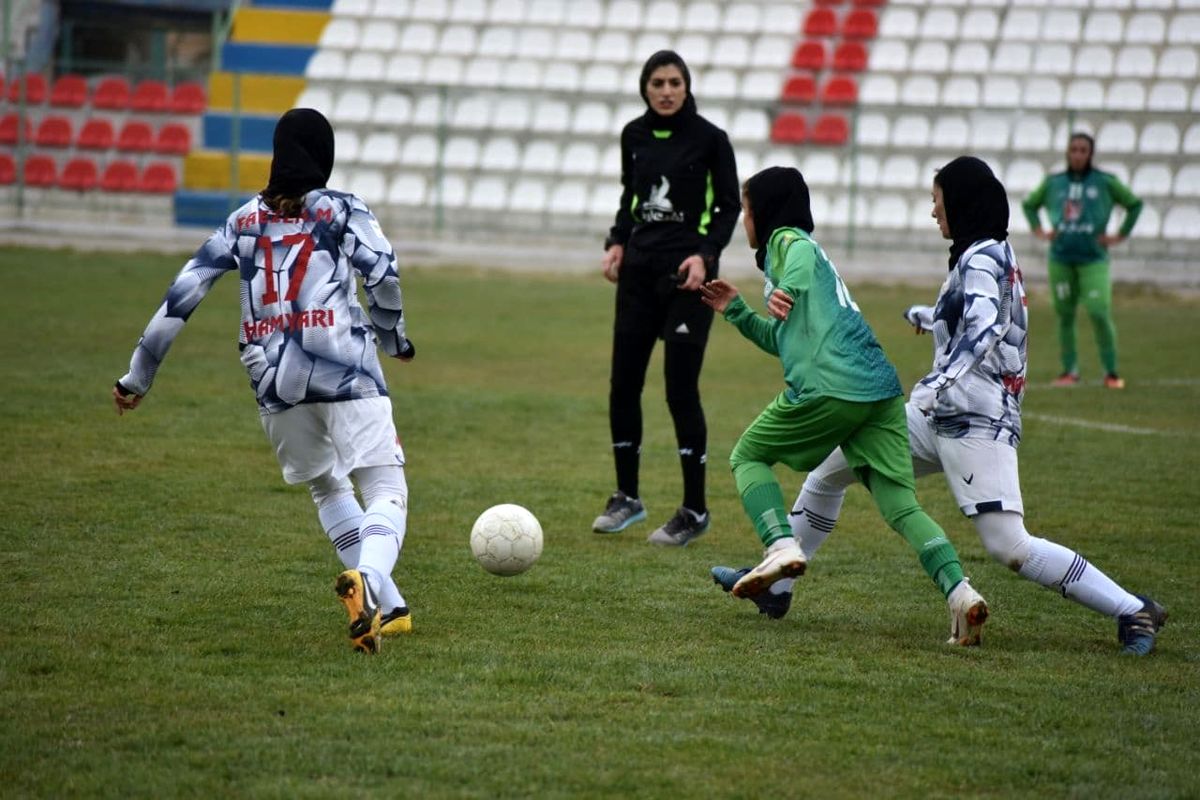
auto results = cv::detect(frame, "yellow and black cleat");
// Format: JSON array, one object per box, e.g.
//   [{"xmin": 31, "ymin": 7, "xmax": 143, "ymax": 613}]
[
  {"xmin": 335, "ymin": 569, "xmax": 382, "ymax": 654},
  {"xmin": 380, "ymin": 606, "xmax": 413, "ymax": 636}
]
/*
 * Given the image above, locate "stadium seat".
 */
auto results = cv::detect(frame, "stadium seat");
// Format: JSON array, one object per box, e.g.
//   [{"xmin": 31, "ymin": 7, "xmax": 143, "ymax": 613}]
[
  {"xmin": 440, "ymin": 24, "xmax": 479, "ymax": 56},
  {"xmin": 59, "ymin": 157, "xmax": 99, "ymax": 191},
  {"xmin": 730, "ymin": 109, "xmax": 769, "ymax": 142},
  {"xmin": 169, "ymin": 82, "xmax": 206, "ymax": 113},
  {"xmin": 479, "ymin": 136, "xmax": 519, "ymax": 171},
  {"xmin": 1042, "ymin": 10, "xmax": 1082, "ymax": 42},
  {"xmin": 77, "ymin": 118, "xmax": 114, "ymax": 149},
  {"xmin": 832, "ymin": 41, "xmax": 867, "ymax": 72},
  {"xmin": 645, "ymin": 1, "xmax": 683, "ymax": 31},
  {"xmin": 1131, "ymin": 163, "xmax": 1172, "ymax": 197},
  {"xmin": 398, "ymin": 133, "xmax": 437, "ymax": 167},
  {"xmin": 0, "ymin": 113, "xmax": 32, "ymax": 145},
  {"xmin": 1105, "ymin": 80, "xmax": 1146, "ymax": 111},
  {"xmin": 673, "ymin": 33, "xmax": 710, "ymax": 65},
  {"xmin": 712, "ymin": 36, "xmax": 751, "ymax": 69},
  {"xmin": 23, "ymin": 154, "xmax": 57, "ymax": 187},
  {"xmin": 335, "ymin": 130, "xmax": 361, "ymax": 163},
  {"xmin": 891, "ymin": 115, "xmax": 930, "ymax": 148},
  {"xmin": 991, "ymin": 42, "xmax": 1032, "ymax": 75},
  {"xmin": 530, "ymin": 99, "xmax": 570, "ymax": 133},
  {"xmin": 770, "ymin": 113, "xmax": 808, "ymax": 144},
  {"xmin": 701, "ymin": 69, "xmax": 739, "ymax": 99},
  {"xmin": 1139, "ymin": 121, "xmax": 1179, "ymax": 155},
  {"xmin": 1012, "ymin": 116, "xmax": 1053, "ymax": 152},
  {"xmin": 739, "ymin": 71, "xmax": 780, "ymax": 103},
  {"xmin": 581, "ymin": 63, "xmax": 622, "ymax": 94},
  {"xmin": 130, "ymin": 80, "xmax": 169, "ymax": 112},
  {"xmin": 869, "ymin": 194, "xmax": 910, "ymax": 229},
  {"xmin": 1162, "ymin": 206, "xmax": 1200, "ymax": 239},
  {"xmin": 7, "ymin": 73, "xmax": 46, "ymax": 104},
  {"xmin": 1133, "ymin": 204, "xmax": 1161, "ymax": 238},
  {"xmin": 549, "ymin": 181, "xmax": 589, "ymax": 215},
  {"xmin": 555, "ymin": 30, "xmax": 595, "ymax": 62},
  {"xmin": 1158, "ymin": 47, "xmax": 1198, "ymax": 79},
  {"xmin": 782, "ymin": 75, "xmax": 817, "ymax": 104},
  {"xmin": 1005, "ymin": 159, "xmax": 1046, "ymax": 194},
  {"xmin": 0, "ymin": 152, "xmax": 14, "ymax": 185},
  {"xmin": 1023, "ymin": 77, "xmax": 1063, "ymax": 109},
  {"xmin": 842, "ymin": 9, "xmax": 878, "ymax": 39},
  {"xmin": 428, "ymin": 55, "xmax": 469, "ymax": 86},
  {"xmin": 296, "ymin": 86, "xmax": 334, "ymax": 116},
  {"xmin": 491, "ymin": 97, "xmax": 531, "ymax": 131},
  {"xmin": 1097, "ymin": 120, "xmax": 1137, "ymax": 154},
  {"xmin": 931, "ymin": 116, "xmax": 969, "ymax": 150},
  {"xmin": 319, "ymin": 17, "xmax": 359, "ymax": 49},
  {"xmin": 477, "ymin": 26, "xmax": 516, "ymax": 58},
  {"xmin": 1083, "ymin": 12, "xmax": 1123, "ymax": 43},
  {"xmin": 1065, "ymin": 78, "xmax": 1105, "ymax": 110},
  {"xmin": 587, "ymin": 182, "xmax": 620, "ymax": 218},
  {"xmin": 811, "ymin": 114, "xmax": 849, "ymax": 146},
  {"xmin": 950, "ymin": 42, "xmax": 990, "ymax": 74},
  {"xmin": 959, "ymin": 9, "xmax": 999, "ymax": 41},
  {"xmin": 1148, "ymin": 82, "xmax": 1189, "ymax": 112},
  {"xmin": 751, "ymin": 35, "xmax": 793, "ymax": 69},
  {"xmin": 1168, "ymin": 14, "xmax": 1200, "ymax": 45},
  {"xmin": 911, "ymin": 42, "xmax": 949, "ymax": 73},
  {"xmin": 1116, "ymin": 46, "xmax": 1156, "ymax": 78},
  {"xmin": 720, "ymin": 2, "xmax": 762, "ymax": 34},
  {"xmin": 1001, "ymin": 8, "xmax": 1041, "ymax": 41},
  {"xmin": 820, "ymin": 75, "xmax": 858, "ymax": 106},
  {"xmin": 859, "ymin": 75, "xmax": 898, "ymax": 105},
  {"xmin": 560, "ymin": 141, "xmax": 600, "ymax": 175},
  {"xmin": 35, "ymin": 116, "xmax": 73, "ymax": 148},
  {"xmin": 982, "ymin": 76, "xmax": 1020, "ymax": 108},
  {"xmin": 448, "ymin": 94, "xmax": 491, "ymax": 130},
  {"xmin": 792, "ymin": 41, "xmax": 827, "ymax": 71},
  {"xmin": 450, "ymin": 0, "xmax": 489, "ymax": 23},
  {"xmin": 306, "ymin": 51, "xmax": 347, "ymax": 80},
  {"xmin": 92, "ymin": 76, "xmax": 131, "ymax": 109},
  {"xmin": 138, "ymin": 162, "xmax": 177, "ymax": 194},
  {"xmin": 526, "ymin": 0, "xmax": 566, "ymax": 26},
  {"xmin": 803, "ymin": 8, "xmax": 838, "ymax": 37},
  {"xmin": 363, "ymin": 21, "xmax": 400, "ymax": 50},
  {"xmin": 360, "ymin": 132, "xmax": 402, "ymax": 166},
  {"xmin": 900, "ymin": 75, "xmax": 938, "ymax": 105},
  {"xmin": 520, "ymin": 139, "xmax": 561, "ymax": 173},
  {"xmin": 1073, "ymin": 45, "xmax": 1114, "ymax": 78},
  {"xmin": 387, "ymin": 173, "xmax": 428, "ymax": 207},
  {"xmin": 571, "ymin": 101, "xmax": 611, "ymax": 135},
  {"xmin": 969, "ymin": 115, "xmax": 1011, "ymax": 150},
  {"xmin": 854, "ymin": 112, "xmax": 889, "ymax": 147},
  {"xmin": 442, "ymin": 136, "xmax": 480, "ymax": 170},
  {"xmin": 1034, "ymin": 45, "xmax": 1073, "ymax": 77},
  {"xmin": 920, "ymin": 8, "xmax": 959, "ymax": 40},
  {"xmin": 869, "ymin": 41, "xmax": 908, "ymax": 72},
  {"xmin": 500, "ymin": 60, "xmax": 541, "ymax": 90},
  {"xmin": 116, "ymin": 121, "xmax": 154, "ymax": 152},
  {"xmin": 100, "ymin": 160, "xmax": 139, "ymax": 192},
  {"xmin": 48, "ymin": 74, "xmax": 88, "ymax": 108},
  {"xmin": 1126, "ymin": 12, "xmax": 1166, "ymax": 44},
  {"xmin": 331, "ymin": 89, "xmax": 373, "ymax": 125},
  {"xmin": 801, "ymin": 152, "xmax": 840, "ymax": 187},
  {"xmin": 155, "ymin": 123, "xmax": 192, "ymax": 155},
  {"xmin": 1173, "ymin": 164, "xmax": 1200, "ymax": 198},
  {"xmin": 878, "ymin": 7, "xmax": 918, "ymax": 38},
  {"xmin": 941, "ymin": 77, "xmax": 980, "ymax": 108}
]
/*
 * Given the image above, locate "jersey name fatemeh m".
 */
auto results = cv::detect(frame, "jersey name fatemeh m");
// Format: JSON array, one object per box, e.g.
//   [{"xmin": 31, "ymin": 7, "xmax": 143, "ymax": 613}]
[
  {"xmin": 917, "ymin": 239, "xmax": 1028, "ymax": 445},
  {"xmin": 119, "ymin": 190, "xmax": 408, "ymax": 414}
]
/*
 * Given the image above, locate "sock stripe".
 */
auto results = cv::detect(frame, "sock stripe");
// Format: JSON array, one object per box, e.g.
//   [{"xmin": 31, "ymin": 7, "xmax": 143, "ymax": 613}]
[
  {"xmin": 332, "ymin": 529, "xmax": 359, "ymax": 552},
  {"xmin": 789, "ymin": 507, "xmax": 837, "ymax": 532},
  {"xmin": 360, "ymin": 523, "xmax": 396, "ymax": 540},
  {"xmin": 1061, "ymin": 554, "xmax": 1089, "ymax": 587}
]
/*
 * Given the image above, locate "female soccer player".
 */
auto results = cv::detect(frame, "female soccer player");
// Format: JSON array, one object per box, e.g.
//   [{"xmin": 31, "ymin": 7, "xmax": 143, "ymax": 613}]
[
  {"xmin": 731, "ymin": 157, "xmax": 1166, "ymax": 655},
  {"xmin": 701, "ymin": 166, "xmax": 989, "ymax": 646},
  {"xmin": 594, "ymin": 50, "xmax": 740, "ymax": 546},
  {"xmin": 113, "ymin": 108, "xmax": 414, "ymax": 654}
]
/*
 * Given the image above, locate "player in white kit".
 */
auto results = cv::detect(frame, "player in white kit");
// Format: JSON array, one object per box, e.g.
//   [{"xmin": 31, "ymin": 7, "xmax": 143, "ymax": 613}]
[{"xmin": 113, "ymin": 109, "xmax": 414, "ymax": 654}]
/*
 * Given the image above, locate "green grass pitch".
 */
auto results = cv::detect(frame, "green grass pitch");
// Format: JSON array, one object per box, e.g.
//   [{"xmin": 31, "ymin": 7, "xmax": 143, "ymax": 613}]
[{"xmin": 1, "ymin": 246, "xmax": 1197, "ymax": 798}]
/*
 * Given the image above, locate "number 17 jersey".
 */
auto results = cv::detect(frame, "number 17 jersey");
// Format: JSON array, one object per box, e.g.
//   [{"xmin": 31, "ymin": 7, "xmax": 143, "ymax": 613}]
[{"xmin": 118, "ymin": 190, "xmax": 409, "ymax": 414}]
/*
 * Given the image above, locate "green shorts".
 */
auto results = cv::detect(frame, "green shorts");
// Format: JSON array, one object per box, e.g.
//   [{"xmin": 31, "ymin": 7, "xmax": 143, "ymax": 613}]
[{"xmin": 729, "ymin": 393, "xmax": 914, "ymax": 491}]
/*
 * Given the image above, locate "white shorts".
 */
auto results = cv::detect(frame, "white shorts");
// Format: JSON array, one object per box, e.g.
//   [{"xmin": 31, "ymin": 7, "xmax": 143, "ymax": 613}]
[
  {"xmin": 906, "ymin": 404, "xmax": 1024, "ymax": 517},
  {"xmin": 260, "ymin": 396, "xmax": 405, "ymax": 485}
]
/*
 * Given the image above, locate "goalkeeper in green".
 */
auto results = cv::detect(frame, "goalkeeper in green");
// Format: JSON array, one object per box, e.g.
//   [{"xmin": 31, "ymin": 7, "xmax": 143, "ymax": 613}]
[
  {"xmin": 1021, "ymin": 132, "xmax": 1142, "ymax": 389},
  {"xmin": 699, "ymin": 167, "xmax": 989, "ymax": 645}
]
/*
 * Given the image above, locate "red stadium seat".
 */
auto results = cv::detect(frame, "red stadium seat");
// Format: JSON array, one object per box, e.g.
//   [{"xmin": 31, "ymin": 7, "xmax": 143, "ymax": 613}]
[
  {"xmin": 130, "ymin": 80, "xmax": 169, "ymax": 112},
  {"xmin": 7, "ymin": 73, "xmax": 47, "ymax": 104},
  {"xmin": 803, "ymin": 8, "xmax": 838, "ymax": 37},
  {"xmin": 116, "ymin": 120, "xmax": 154, "ymax": 152},
  {"xmin": 138, "ymin": 162, "xmax": 178, "ymax": 193},
  {"xmin": 815, "ymin": 0, "xmax": 844, "ymax": 5},
  {"xmin": 811, "ymin": 114, "xmax": 850, "ymax": 145},
  {"xmin": 77, "ymin": 118, "xmax": 115, "ymax": 149},
  {"xmin": 35, "ymin": 115, "xmax": 74, "ymax": 148},
  {"xmin": 842, "ymin": 9, "xmax": 879, "ymax": 39},
  {"xmin": 820, "ymin": 75, "xmax": 859, "ymax": 106},
  {"xmin": 23, "ymin": 154, "xmax": 57, "ymax": 187},
  {"xmin": 791, "ymin": 41, "xmax": 827, "ymax": 71},
  {"xmin": 59, "ymin": 157, "xmax": 99, "ymax": 191},
  {"xmin": 92, "ymin": 76, "xmax": 131, "ymax": 110},
  {"xmin": 833, "ymin": 41, "xmax": 868, "ymax": 72},
  {"xmin": 781, "ymin": 75, "xmax": 817, "ymax": 104},
  {"xmin": 49, "ymin": 74, "xmax": 89, "ymax": 108},
  {"xmin": 0, "ymin": 113, "xmax": 32, "ymax": 145},
  {"xmin": 852, "ymin": 0, "xmax": 885, "ymax": 6},
  {"xmin": 169, "ymin": 81, "xmax": 207, "ymax": 113},
  {"xmin": 0, "ymin": 152, "xmax": 15, "ymax": 185},
  {"xmin": 154, "ymin": 122, "xmax": 192, "ymax": 155},
  {"xmin": 100, "ymin": 160, "xmax": 140, "ymax": 192},
  {"xmin": 770, "ymin": 113, "xmax": 808, "ymax": 144}
]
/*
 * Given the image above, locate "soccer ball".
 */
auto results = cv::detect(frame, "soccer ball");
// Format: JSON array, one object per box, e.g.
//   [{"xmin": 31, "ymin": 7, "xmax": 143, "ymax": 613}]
[{"xmin": 470, "ymin": 504, "xmax": 543, "ymax": 576}]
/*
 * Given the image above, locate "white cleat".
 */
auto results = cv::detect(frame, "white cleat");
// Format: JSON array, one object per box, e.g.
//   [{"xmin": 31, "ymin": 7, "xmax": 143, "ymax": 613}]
[
  {"xmin": 947, "ymin": 578, "xmax": 989, "ymax": 646},
  {"xmin": 732, "ymin": 541, "xmax": 807, "ymax": 599}
]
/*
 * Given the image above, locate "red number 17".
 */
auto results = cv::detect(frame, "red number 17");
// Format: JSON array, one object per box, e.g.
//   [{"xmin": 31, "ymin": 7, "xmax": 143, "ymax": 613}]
[{"xmin": 258, "ymin": 234, "xmax": 315, "ymax": 305}]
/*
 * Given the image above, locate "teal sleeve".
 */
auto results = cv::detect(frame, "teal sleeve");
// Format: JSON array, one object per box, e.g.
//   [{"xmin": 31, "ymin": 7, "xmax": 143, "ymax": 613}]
[
  {"xmin": 1108, "ymin": 174, "xmax": 1143, "ymax": 237},
  {"xmin": 775, "ymin": 239, "xmax": 815, "ymax": 299},
  {"xmin": 723, "ymin": 294, "xmax": 779, "ymax": 357},
  {"xmin": 1022, "ymin": 179, "xmax": 1047, "ymax": 230}
]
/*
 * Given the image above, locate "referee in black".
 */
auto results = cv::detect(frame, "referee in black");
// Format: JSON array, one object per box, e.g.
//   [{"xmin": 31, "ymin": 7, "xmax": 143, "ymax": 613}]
[{"xmin": 593, "ymin": 50, "xmax": 740, "ymax": 546}]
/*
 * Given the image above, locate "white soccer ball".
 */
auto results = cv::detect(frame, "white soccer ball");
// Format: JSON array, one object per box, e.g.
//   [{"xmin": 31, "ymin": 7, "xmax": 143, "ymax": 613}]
[{"xmin": 470, "ymin": 504, "xmax": 544, "ymax": 576}]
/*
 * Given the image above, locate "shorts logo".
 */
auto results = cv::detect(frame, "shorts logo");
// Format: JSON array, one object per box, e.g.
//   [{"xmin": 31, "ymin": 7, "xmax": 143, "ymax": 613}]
[
  {"xmin": 963, "ymin": 473, "xmax": 975, "ymax": 485},
  {"xmin": 675, "ymin": 322, "xmax": 690, "ymax": 334}
]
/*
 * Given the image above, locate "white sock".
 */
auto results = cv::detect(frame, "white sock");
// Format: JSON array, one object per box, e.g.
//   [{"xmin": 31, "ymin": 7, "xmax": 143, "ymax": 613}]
[
  {"xmin": 1019, "ymin": 536, "xmax": 1143, "ymax": 618},
  {"xmin": 358, "ymin": 498, "xmax": 406, "ymax": 607},
  {"xmin": 790, "ymin": 476, "xmax": 848, "ymax": 560},
  {"xmin": 318, "ymin": 495, "xmax": 363, "ymax": 569}
]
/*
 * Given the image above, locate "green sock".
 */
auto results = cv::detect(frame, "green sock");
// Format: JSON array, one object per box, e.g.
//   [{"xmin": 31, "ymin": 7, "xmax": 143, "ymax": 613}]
[
  {"xmin": 917, "ymin": 538, "xmax": 965, "ymax": 598},
  {"xmin": 733, "ymin": 463, "xmax": 791, "ymax": 547}
]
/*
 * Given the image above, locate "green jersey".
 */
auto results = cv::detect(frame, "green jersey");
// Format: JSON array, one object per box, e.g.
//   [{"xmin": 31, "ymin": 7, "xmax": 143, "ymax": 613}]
[
  {"xmin": 1022, "ymin": 169, "xmax": 1143, "ymax": 265},
  {"xmin": 723, "ymin": 227, "xmax": 902, "ymax": 405}
]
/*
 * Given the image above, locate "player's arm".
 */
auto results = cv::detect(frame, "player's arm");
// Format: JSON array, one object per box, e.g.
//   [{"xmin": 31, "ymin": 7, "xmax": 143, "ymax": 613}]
[
  {"xmin": 915, "ymin": 254, "xmax": 1009, "ymax": 400},
  {"xmin": 345, "ymin": 197, "xmax": 414, "ymax": 360},
  {"xmin": 1021, "ymin": 178, "xmax": 1051, "ymax": 240},
  {"xmin": 602, "ymin": 128, "xmax": 636, "ymax": 282},
  {"xmin": 1105, "ymin": 174, "xmax": 1143, "ymax": 244},
  {"xmin": 699, "ymin": 130, "xmax": 740, "ymax": 264},
  {"xmin": 113, "ymin": 224, "xmax": 237, "ymax": 412},
  {"xmin": 704, "ymin": 281, "xmax": 780, "ymax": 357}
]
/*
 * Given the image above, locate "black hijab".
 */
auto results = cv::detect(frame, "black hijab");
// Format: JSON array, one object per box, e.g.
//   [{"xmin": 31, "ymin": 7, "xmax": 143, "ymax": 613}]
[
  {"xmin": 934, "ymin": 156, "xmax": 1008, "ymax": 271},
  {"xmin": 263, "ymin": 108, "xmax": 334, "ymax": 199},
  {"xmin": 745, "ymin": 167, "xmax": 815, "ymax": 271},
  {"xmin": 639, "ymin": 50, "xmax": 698, "ymax": 130}
]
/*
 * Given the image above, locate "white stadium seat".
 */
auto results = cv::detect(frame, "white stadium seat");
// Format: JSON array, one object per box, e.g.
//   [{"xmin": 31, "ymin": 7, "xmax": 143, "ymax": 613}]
[
  {"xmin": 1105, "ymin": 80, "xmax": 1147, "ymax": 111},
  {"xmin": 411, "ymin": 94, "xmax": 445, "ymax": 127},
  {"xmin": 449, "ymin": 94, "xmax": 492, "ymax": 129},
  {"xmin": 1034, "ymin": 45, "xmax": 1073, "ymax": 77},
  {"xmin": 401, "ymin": 134, "xmax": 439, "ymax": 166},
  {"xmin": 675, "ymin": 33, "xmax": 711, "ymax": 66},
  {"xmin": 959, "ymin": 9, "xmax": 1000, "ymax": 40},
  {"xmin": 549, "ymin": 181, "xmax": 589, "ymax": 215},
  {"xmin": 520, "ymin": 140, "xmax": 560, "ymax": 173},
  {"xmin": 320, "ymin": 18, "xmax": 359, "ymax": 50},
  {"xmin": 433, "ymin": 174, "xmax": 468, "ymax": 207},
  {"xmin": 911, "ymin": 42, "xmax": 950, "ymax": 73},
  {"xmin": 410, "ymin": 0, "xmax": 449, "ymax": 21},
  {"xmin": 335, "ymin": 130, "xmax": 360, "ymax": 163},
  {"xmin": 931, "ymin": 116, "xmax": 970, "ymax": 149},
  {"xmin": 1158, "ymin": 47, "xmax": 1199, "ymax": 79},
  {"xmin": 530, "ymin": 99, "xmax": 570, "ymax": 133},
  {"xmin": 1131, "ymin": 163, "xmax": 1173, "ymax": 196},
  {"xmin": 306, "ymin": 51, "xmax": 346, "ymax": 80},
  {"xmin": 439, "ymin": 25, "xmax": 478, "ymax": 56},
  {"xmin": 730, "ymin": 109, "xmax": 769, "ymax": 142},
  {"xmin": 347, "ymin": 170, "xmax": 385, "ymax": 202},
  {"xmin": 332, "ymin": 0, "xmax": 372, "ymax": 15},
  {"xmin": 492, "ymin": 97, "xmax": 531, "ymax": 131},
  {"xmin": 442, "ymin": 136, "xmax": 481, "ymax": 170},
  {"xmin": 480, "ymin": 137, "xmax": 520, "ymax": 171},
  {"xmin": 1012, "ymin": 116, "xmax": 1052, "ymax": 152},
  {"xmin": 860, "ymin": 75, "xmax": 899, "ymax": 105},
  {"xmin": 711, "ymin": 36, "xmax": 751, "ymax": 69},
  {"xmin": 982, "ymin": 76, "xmax": 1022, "ymax": 108},
  {"xmin": 970, "ymin": 115, "xmax": 1011, "ymax": 150},
  {"xmin": 362, "ymin": 22, "xmax": 399, "ymax": 51},
  {"xmin": 1162, "ymin": 205, "xmax": 1200, "ymax": 239},
  {"xmin": 347, "ymin": 52, "xmax": 385, "ymax": 80},
  {"xmin": 330, "ymin": 89, "xmax": 372, "ymax": 124},
  {"xmin": 852, "ymin": 153, "xmax": 881, "ymax": 188},
  {"xmin": 560, "ymin": 142, "xmax": 600, "ymax": 175},
  {"xmin": 1083, "ymin": 12, "xmax": 1123, "ymax": 43},
  {"xmin": 802, "ymin": 152, "xmax": 841, "ymax": 187},
  {"xmin": 751, "ymin": 35, "xmax": 793, "ymax": 69},
  {"xmin": 870, "ymin": 41, "xmax": 910, "ymax": 73},
  {"xmin": 879, "ymin": 155, "xmax": 921, "ymax": 189},
  {"xmin": 510, "ymin": 178, "xmax": 549, "ymax": 214},
  {"xmin": 478, "ymin": 27, "xmax": 516, "ymax": 58},
  {"xmin": 941, "ymin": 77, "xmax": 980, "ymax": 108},
  {"xmin": 683, "ymin": 2, "xmax": 722, "ymax": 32},
  {"xmin": 634, "ymin": 31, "xmax": 672, "ymax": 58},
  {"xmin": 827, "ymin": 195, "xmax": 869, "ymax": 228},
  {"xmin": 387, "ymin": 173, "xmax": 427, "ymax": 207},
  {"xmin": 901, "ymin": 75, "xmax": 939, "ymax": 105},
  {"xmin": 855, "ymin": 113, "xmax": 890, "ymax": 147},
  {"xmin": 921, "ymin": 8, "xmax": 959, "ymax": 39},
  {"xmin": 1073, "ymin": 45, "xmax": 1114, "ymax": 78},
  {"xmin": 592, "ymin": 31, "xmax": 633, "ymax": 65},
  {"xmin": 1001, "ymin": 9, "xmax": 1040, "ymax": 41},
  {"xmin": 1184, "ymin": 123, "xmax": 1200, "ymax": 155},
  {"xmin": 295, "ymin": 86, "xmax": 333, "ymax": 116},
  {"xmin": 880, "ymin": 7, "xmax": 919, "ymax": 38},
  {"xmin": 581, "ymin": 64, "xmax": 621, "ymax": 94},
  {"xmin": 891, "ymin": 114, "xmax": 933, "ymax": 150},
  {"xmin": 645, "ymin": 1, "xmax": 683, "ymax": 31},
  {"xmin": 501, "ymin": 60, "xmax": 542, "ymax": 90},
  {"xmin": 515, "ymin": 26, "xmax": 554, "ymax": 59},
  {"xmin": 1116, "ymin": 46, "xmax": 1157, "ymax": 78},
  {"xmin": 488, "ymin": 0, "xmax": 525, "ymax": 24},
  {"xmin": 600, "ymin": 144, "xmax": 621, "ymax": 176},
  {"xmin": 870, "ymin": 195, "xmax": 911, "ymax": 229},
  {"xmin": 1042, "ymin": 10, "xmax": 1082, "ymax": 42},
  {"xmin": 526, "ymin": 0, "xmax": 564, "ymax": 25},
  {"xmin": 571, "ymin": 102, "xmax": 612, "ymax": 135},
  {"xmin": 1005, "ymin": 160, "xmax": 1046, "ymax": 194},
  {"xmin": 1126, "ymin": 12, "xmax": 1166, "ymax": 44},
  {"xmin": 542, "ymin": 63, "xmax": 581, "ymax": 92},
  {"xmin": 450, "ymin": 0, "xmax": 487, "ymax": 22},
  {"xmin": 373, "ymin": 92, "xmax": 413, "ymax": 126},
  {"xmin": 423, "ymin": 55, "xmax": 465, "ymax": 86},
  {"xmin": 1097, "ymin": 120, "xmax": 1137, "ymax": 153},
  {"xmin": 1023, "ymin": 77, "xmax": 1064, "ymax": 109},
  {"xmin": 1173, "ymin": 164, "xmax": 1200, "ymax": 197},
  {"xmin": 991, "ymin": 42, "xmax": 1031, "ymax": 75},
  {"xmin": 1140, "ymin": 121, "xmax": 1180, "ymax": 155},
  {"xmin": 950, "ymin": 42, "xmax": 990, "ymax": 74},
  {"xmin": 370, "ymin": 0, "xmax": 411, "ymax": 19},
  {"xmin": 700, "ymin": 69, "xmax": 739, "ymax": 100},
  {"xmin": 739, "ymin": 71, "xmax": 780, "ymax": 103},
  {"xmin": 386, "ymin": 54, "xmax": 423, "ymax": 84},
  {"xmin": 359, "ymin": 132, "xmax": 401, "ymax": 166},
  {"xmin": 1133, "ymin": 204, "xmax": 1161, "ymax": 238},
  {"xmin": 588, "ymin": 182, "xmax": 621, "ymax": 218},
  {"xmin": 1167, "ymin": 15, "xmax": 1200, "ymax": 45},
  {"xmin": 468, "ymin": 177, "xmax": 508, "ymax": 211},
  {"xmin": 1066, "ymin": 79, "xmax": 1106, "ymax": 110},
  {"xmin": 462, "ymin": 57, "xmax": 502, "ymax": 88}
]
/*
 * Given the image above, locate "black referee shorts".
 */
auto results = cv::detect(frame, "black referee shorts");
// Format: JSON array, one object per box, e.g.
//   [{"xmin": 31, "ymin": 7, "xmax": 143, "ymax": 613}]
[{"xmin": 614, "ymin": 246, "xmax": 716, "ymax": 346}]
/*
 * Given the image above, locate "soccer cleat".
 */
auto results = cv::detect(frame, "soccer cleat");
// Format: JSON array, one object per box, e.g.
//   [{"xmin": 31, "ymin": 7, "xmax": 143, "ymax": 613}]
[
  {"xmin": 380, "ymin": 606, "xmax": 413, "ymax": 636},
  {"xmin": 1103, "ymin": 373, "xmax": 1126, "ymax": 389},
  {"xmin": 1117, "ymin": 595, "xmax": 1167, "ymax": 656},
  {"xmin": 592, "ymin": 491, "xmax": 647, "ymax": 533},
  {"xmin": 731, "ymin": 542, "xmax": 807, "ymax": 599},
  {"xmin": 946, "ymin": 578, "xmax": 989, "ymax": 646},
  {"xmin": 712, "ymin": 566, "xmax": 792, "ymax": 619},
  {"xmin": 647, "ymin": 507, "xmax": 710, "ymax": 546},
  {"xmin": 1052, "ymin": 372, "xmax": 1080, "ymax": 387},
  {"xmin": 335, "ymin": 569, "xmax": 382, "ymax": 654}
]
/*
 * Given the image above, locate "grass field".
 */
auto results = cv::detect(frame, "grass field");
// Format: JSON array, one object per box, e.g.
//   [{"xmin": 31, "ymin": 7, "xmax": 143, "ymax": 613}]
[{"xmin": 1, "ymin": 245, "xmax": 1198, "ymax": 799}]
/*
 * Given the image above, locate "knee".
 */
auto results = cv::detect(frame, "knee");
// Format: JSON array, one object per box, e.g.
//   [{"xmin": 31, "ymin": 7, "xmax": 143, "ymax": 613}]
[
  {"xmin": 975, "ymin": 511, "xmax": 1030, "ymax": 571},
  {"xmin": 309, "ymin": 472, "xmax": 353, "ymax": 508}
]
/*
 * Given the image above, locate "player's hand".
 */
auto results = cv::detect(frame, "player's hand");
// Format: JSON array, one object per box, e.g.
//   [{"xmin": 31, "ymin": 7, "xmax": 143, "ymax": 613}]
[
  {"xmin": 112, "ymin": 383, "xmax": 142, "ymax": 415},
  {"xmin": 766, "ymin": 289, "xmax": 794, "ymax": 320},
  {"xmin": 601, "ymin": 244, "xmax": 624, "ymax": 283},
  {"xmin": 903, "ymin": 305, "xmax": 934, "ymax": 335},
  {"xmin": 395, "ymin": 338, "xmax": 416, "ymax": 362},
  {"xmin": 676, "ymin": 255, "xmax": 707, "ymax": 291},
  {"xmin": 1098, "ymin": 233, "xmax": 1126, "ymax": 248},
  {"xmin": 699, "ymin": 279, "xmax": 739, "ymax": 313},
  {"xmin": 1033, "ymin": 228, "xmax": 1056, "ymax": 242},
  {"xmin": 909, "ymin": 382, "xmax": 937, "ymax": 415}
]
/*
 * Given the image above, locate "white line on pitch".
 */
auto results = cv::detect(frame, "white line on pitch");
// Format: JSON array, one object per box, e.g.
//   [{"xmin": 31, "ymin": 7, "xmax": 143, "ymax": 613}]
[{"xmin": 1024, "ymin": 412, "xmax": 1194, "ymax": 437}]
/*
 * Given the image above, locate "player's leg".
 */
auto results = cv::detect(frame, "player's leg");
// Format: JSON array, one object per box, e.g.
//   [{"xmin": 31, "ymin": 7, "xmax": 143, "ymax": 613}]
[
  {"xmin": 1076, "ymin": 258, "xmax": 1121, "ymax": 384},
  {"xmin": 308, "ymin": 471, "xmax": 362, "ymax": 569},
  {"xmin": 650, "ymin": 334, "xmax": 712, "ymax": 546},
  {"xmin": 354, "ymin": 464, "xmax": 413, "ymax": 636},
  {"xmin": 1047, "ymin": 258, "xmax": 1081, "ymax": 381}
]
